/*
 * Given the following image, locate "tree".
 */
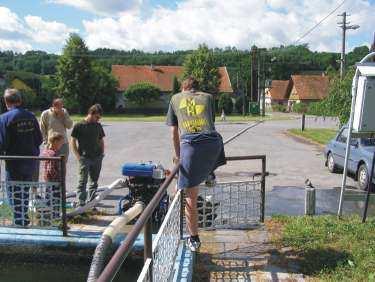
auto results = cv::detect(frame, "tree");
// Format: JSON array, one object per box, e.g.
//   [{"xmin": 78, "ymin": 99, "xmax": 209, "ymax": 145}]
[
  {"xmin": 218, "ymin": 93, "xmax": 233, "ymax": 114},
  {"xmin": 308, "ymin": 68, "xmax": 354, "ymax": 125},
  {"xmin": 182, "ymin": 44, "xmax": 220, "ymax": 94},
  {"xmin": 56, "ymin": 34, "xmax": 93, "ymax": 113},
  {"xmin": 91, "ymin": 63, "xmax": 118, "ymax": 112},
  {"xmin": 172, "ymin": 76, "xmax": 180, "ymax": 94},
  {"xmin": 124, "ymin": 82, "xmax": 161, "ymax": 106},
  {"xmin": 234, "ymin": 95, "xmax": 248, "ymax": 114}
]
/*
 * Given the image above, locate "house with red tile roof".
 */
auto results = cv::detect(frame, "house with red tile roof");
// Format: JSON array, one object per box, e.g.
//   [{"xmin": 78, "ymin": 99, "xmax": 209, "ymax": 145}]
[
  {"xmin": 288, "ymin": 74, "xmax": 329, "ymax": 109},
  {"xmin": 265, "ymin": 80, "xmax": 291, "ymax": 108},
  {"xmin": 111, "ymin": 65, "xmax": 233, "ymax": 112}
]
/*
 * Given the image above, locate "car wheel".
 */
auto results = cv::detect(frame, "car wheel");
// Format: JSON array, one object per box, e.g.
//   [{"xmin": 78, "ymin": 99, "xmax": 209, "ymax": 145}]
[
  {"xmin": 358, "ymin": 164, "xmax": 369, "ymax": 190},
  {"xmin": 327, "ymin": 153, "xmax": 338, "ymax": 173}
]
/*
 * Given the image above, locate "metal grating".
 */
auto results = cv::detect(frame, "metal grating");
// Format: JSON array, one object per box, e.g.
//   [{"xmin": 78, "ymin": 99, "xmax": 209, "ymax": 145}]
[
  {"xmin": 0, "ymin": 180, "xmax": 62, "ymax": 228},
  {"xmin": 137, "ymin": 191, "xmax": 182, "ymax": 282},
  {"xmin": 152, "ymin": 190, "xmax": 181, "ymax": 282},
  {"xmin": 198, "ymin": 180, "xmax": 262, "ymax": 230}
]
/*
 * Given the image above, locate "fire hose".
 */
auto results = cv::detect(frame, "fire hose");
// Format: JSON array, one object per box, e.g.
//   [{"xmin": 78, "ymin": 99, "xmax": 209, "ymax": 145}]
[
  {"xmin": 87, "ymin": 201, "xmax": 144, "ymax": 282},
  {"xmin": 67, "ymin": 178, "xmax": 126, "ymax": 218}
]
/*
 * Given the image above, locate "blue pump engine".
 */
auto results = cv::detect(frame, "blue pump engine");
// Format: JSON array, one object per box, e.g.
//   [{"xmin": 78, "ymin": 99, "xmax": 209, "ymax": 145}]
[{"xmin": 118, "ymin": 162, "xmax": 169, "ymax": 231}]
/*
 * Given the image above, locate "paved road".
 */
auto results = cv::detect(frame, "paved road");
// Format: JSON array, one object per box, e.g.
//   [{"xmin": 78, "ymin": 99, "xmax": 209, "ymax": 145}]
[{"xmin": 63, "ymin": 116, "xmax": 356, "ymax": 194}]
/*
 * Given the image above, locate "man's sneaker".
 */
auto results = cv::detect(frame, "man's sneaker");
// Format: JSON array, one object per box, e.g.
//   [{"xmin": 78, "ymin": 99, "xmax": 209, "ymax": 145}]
[{"xmin": 186, "ymin": 236, "xmax": 201, "ymax": 252}]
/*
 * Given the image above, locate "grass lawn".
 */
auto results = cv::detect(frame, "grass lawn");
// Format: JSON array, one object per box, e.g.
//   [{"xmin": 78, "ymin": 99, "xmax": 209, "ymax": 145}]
[
  {"xmin": 269, "ymin": 215, "xmax": 375, "ymax": 281},
  {"xmin": 288, "ymin": 128, "xmax": 337, "ymax": 145}
]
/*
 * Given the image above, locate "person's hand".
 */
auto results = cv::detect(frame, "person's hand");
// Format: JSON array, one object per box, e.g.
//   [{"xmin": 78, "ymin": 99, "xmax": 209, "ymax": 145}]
[
  {"xmin": 172, "ymin": 156, "xmax": 180, "ymax": 164},
  {"xmin": 53, "ymin": 106, "xmax": 64, "ymax": 118}
]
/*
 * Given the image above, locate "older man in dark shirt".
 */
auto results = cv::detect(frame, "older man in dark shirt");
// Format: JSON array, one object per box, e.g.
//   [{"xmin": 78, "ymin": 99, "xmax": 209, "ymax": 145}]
[{"xmin": 0, "ymin": 88, "xmax": 43, "ymax": 226}]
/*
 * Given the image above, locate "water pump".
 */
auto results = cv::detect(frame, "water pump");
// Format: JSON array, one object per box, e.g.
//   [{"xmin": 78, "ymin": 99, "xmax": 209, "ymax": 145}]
[{"xmin": 118, "ymin": 162, "xmax": 169, "ymax": 230}]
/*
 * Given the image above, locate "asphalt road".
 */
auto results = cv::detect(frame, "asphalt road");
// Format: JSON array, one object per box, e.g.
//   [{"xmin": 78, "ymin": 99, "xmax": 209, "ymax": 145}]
[{"xmin": 63, "ymin": 116, "xmax": 357, "ymax": 194}]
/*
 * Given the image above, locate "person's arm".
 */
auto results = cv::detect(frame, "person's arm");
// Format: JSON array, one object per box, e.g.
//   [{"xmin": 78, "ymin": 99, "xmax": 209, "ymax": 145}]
[
  {"xmin": 0, "ymin": 116, "xmax": 7, "ymax": 153},
  {"xmin": 70, "ymin": 137, "xmax": 80, "ymax": 160},
  {"xmin": 166, "ymin": 98, "xmax": 179, "ymax": 159},
  {"xmin": 34, "ymin": 116, "xmax": 43, "ymax": 147},
  {"xmin": 99, "ymin": 138, "xmax": 104, "ymax": 155},
  {"xmin": 98, "ymin": 124, "xmax": 105, "ymax": 155},
  {"xmin": 40, "ymin": 111, "xmax": 48, "ymax": 144},
  {"xmin": 63, "ymin": 109, "xmax": 73, "ymax": 129},
  {"xmin": 210, "ymin": 95, "xmax": 216, "ymax": 123},
  {"xmin": 171, "ymin": 126, "xmax": 180, "ymax": 162}
]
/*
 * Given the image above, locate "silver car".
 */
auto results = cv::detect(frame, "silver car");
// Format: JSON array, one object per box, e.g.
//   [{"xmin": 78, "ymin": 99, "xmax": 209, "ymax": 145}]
[{"xmin": 325, "ymin": 126, "xmax": 375, "ymax": 190}]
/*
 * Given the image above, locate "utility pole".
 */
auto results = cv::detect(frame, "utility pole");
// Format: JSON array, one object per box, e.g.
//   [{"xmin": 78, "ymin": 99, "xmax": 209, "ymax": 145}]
[
  {"xmin": 338, "ymin": 12, "xmax": 360, "ymax": 79},
  {"xmin": 251, "ymin": 46, "xmax": 258, "ymax": 103}
]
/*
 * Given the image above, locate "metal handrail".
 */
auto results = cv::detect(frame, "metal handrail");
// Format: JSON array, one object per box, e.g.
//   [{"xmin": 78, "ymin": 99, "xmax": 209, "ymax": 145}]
[
  {"xmin": 0, "ymin": 155, "xmax": 68, "ymax": 236},
  {"xmin": 0, "ymin": 155, "xmax": 62, "ymax": 161},
  {"xmin": 97, "ymin": 163, "xmax": 180, "ymax": 282},
  {"xmin": 97, "ymin": 154, "xmax": 267, "ymax": 282}
]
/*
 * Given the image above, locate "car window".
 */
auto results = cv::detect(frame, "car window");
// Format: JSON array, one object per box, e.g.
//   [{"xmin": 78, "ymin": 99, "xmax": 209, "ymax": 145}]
[
  {"xmin": 361, "ymin": 138, "xmax": 375, "ymax": 146},
  {"xmin": 337, "ymin": 128, "xmax": 348, "ymax": 143}
]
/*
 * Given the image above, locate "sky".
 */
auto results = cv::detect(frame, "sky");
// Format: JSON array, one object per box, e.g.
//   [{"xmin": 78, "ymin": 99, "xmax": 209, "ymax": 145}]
[{"xmin": 0, "ymin": 0, "xmax": 374, "ymax": 54}]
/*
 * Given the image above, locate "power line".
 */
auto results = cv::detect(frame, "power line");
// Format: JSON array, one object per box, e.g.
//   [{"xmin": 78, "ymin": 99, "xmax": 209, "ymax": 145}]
[{"xmin": 294, "ymin": 0, "xmax": 347, "ymax": 44}]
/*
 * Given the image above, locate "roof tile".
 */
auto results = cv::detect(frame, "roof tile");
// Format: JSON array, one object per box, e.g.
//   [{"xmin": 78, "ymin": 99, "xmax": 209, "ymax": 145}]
[
  {"xmin": 291, "ymin": 75, "xmax": 329, "ymax": 100},
  {"xmin": 112, "ymin": 65, "xmax": 233, "ymax": 93},
  {"xmin": 269, "ymin": 80, "xmax": 291, "ymax": 100}
]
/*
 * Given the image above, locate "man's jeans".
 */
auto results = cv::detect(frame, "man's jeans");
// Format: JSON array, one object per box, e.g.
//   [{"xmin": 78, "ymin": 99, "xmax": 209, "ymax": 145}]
[
  {"xmin": 6, "ymin": 170, "xmax": 33, "ymax": 226},
  {"xmin": 76, "ymin": 155, "xmax": 103, "ymax": 205}
]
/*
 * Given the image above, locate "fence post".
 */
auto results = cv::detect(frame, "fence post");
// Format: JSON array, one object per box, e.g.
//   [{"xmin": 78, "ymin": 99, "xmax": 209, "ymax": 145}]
[
  {"xmin": 305, "ymin": 188, "xmax": 316, "ymax": 215},
  {"xmin": 301, "ymin": 114, "xmax": 306, "ymax": 131},
  {"xmin": 260, "ymin": 156, "xmax": 266, "ymax": 222},
  {"xmin": 60, "ymin": 156, "xmax": 68, "ymax": 236}
]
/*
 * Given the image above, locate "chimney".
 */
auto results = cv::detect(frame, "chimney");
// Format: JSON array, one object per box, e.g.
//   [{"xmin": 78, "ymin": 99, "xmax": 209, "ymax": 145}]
[{"xmin": 371, "ymin": 32, "xmax": 375, "ymax": 52}]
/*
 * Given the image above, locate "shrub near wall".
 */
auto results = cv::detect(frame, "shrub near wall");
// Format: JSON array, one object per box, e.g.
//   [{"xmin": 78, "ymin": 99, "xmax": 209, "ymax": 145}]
[
  {"xmin": 292, "ymin": 103, "xmax": 308, "ymax": 113},
  {"xmin": 124, "ymin": 82, "xmax": 162, "ymax": 106},
  {"xmin": 218, "ymin": 93, "xmax": 233, "ymax": 114},
  {"xmin": 272, "ymin": 104, "xmax": 287, "ymax": 112}
]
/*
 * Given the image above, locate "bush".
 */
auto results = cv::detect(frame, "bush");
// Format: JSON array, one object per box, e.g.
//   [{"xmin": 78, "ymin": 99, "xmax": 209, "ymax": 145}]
[
  {"xmin": 234, "ymin": 96, "xmax": 248, "ymax": 114},
  {"xmin": 292, "ymin": 103, "xmax": 308, "ymax": 113},
  {"xmin": 306, "ymin": 69, "xmax": 354, "ymax": 125},
  {"xmin": 124, "ymin": 82, "xmax": 161, "ymax": 106},
  {"xmin": 218, "ymin": 93, "xmax": 233, "ymax": 114},
  {"xmin": 272, "ymin": 104, "xmax": 287, "ymax": 112},
  {"xmin": 307, "ymin": 102, "xmax": 325, "ymax": 116}
]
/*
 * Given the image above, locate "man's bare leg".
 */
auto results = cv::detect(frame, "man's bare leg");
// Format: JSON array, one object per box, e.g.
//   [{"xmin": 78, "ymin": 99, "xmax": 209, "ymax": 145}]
[{"xmin": 185, "ymin": 186, "xmax": 199, "ymax": 236}]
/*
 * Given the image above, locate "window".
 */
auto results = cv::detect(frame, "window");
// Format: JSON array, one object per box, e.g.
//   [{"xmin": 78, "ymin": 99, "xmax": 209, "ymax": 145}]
[
  {"xmin": 361, "ymin": 138, "xmax": 375, "ymax": 146},
  {"xmin": 337, "ymin": 128, "xmax": 348, "ymax": 143}
]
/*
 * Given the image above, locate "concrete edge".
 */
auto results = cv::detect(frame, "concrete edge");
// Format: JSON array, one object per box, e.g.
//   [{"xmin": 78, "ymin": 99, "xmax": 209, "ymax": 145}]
[
  {"xmin": 172, "ymin": 240, "xmax": 195, "ymax": 282},
  {"xmin": 0, "ymin": 227, "xmax": 146, "ymax": 252}
]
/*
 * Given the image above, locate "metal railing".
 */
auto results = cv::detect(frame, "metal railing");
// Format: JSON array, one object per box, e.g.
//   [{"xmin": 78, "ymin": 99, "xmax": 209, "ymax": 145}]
[
  {"xmin": 137, "ymin": 190, "xmax": 182, "ymax": 282},
  {"xmin": 0, "ymin": 156, "xmax": 68, "ymax": 236},
  {"xmin": 97, "ymin": 155, "xmax": 266, "ymax": 282}
]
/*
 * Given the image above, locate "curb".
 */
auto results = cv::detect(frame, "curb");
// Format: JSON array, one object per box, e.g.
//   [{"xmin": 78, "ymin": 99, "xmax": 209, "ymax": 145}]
[{"xmin": 284, "ymin": 131, "xmax": 325, "ymax": 150}]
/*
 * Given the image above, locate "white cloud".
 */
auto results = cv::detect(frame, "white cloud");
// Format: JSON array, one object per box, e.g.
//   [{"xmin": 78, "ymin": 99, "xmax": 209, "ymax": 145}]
[
  {"xmin": 0, "ymin": 7, "xmax": 24, "ymax": 33},
  {"xmin": 25, "ymin": 15, "xmax": 78, "ymax": 44},
  {"xmin": 82, "ymin": 0, "xmax": 375, "ymax": 52},
  {"xmin": 0, "ymin": 6, "xmax": 28, "ymax": 38},
  {"xmin": 0, "ymin": 39, "xmax": 32, "ymax": 53},
  {"xmin": 48, "ymin": 0, "xmax": 143, "ymax": 16},
  {"xmin": 0, "ymin": 6, "xmax": 76, "ymax": 53}
]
